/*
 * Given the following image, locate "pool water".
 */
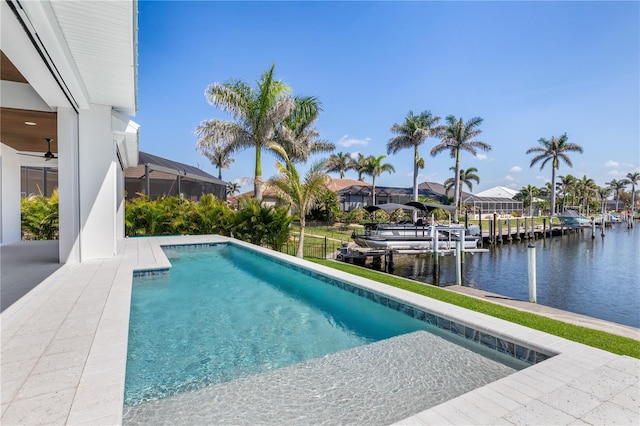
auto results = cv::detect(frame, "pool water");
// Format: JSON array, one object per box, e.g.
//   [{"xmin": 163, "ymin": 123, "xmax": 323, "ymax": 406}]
[{"xmin": 124, "ymin": 244, "xmax": 525, "ymax": 408}]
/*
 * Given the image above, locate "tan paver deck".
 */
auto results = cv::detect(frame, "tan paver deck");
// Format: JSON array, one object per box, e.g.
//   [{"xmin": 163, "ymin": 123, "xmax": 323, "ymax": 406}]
[{"xmin": 1, "ymin": 236, "xmax": 639, "ymax": 425}]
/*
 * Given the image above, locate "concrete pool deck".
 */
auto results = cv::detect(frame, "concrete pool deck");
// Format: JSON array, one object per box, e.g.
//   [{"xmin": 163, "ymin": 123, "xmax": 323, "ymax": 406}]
[{"xmin": 1, "ymin": 236, "xmax": 639, "ymax": 425}]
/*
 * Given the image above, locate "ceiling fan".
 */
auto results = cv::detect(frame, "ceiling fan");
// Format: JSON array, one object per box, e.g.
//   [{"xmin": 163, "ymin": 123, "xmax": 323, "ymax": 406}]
[{"xmin": 18, "ymin": 138, "xmax": 57, "ymax": 161}]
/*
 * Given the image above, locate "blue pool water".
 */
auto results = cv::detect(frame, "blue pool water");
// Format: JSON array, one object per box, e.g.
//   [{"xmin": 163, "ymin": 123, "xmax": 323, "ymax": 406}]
[
  {"xmin": 125, "ymin": 244, "xmax": 437, "ymax": 406},
  {"xmin": 124, "ymin": 244, "xmax": 529, "ymax": 408}
]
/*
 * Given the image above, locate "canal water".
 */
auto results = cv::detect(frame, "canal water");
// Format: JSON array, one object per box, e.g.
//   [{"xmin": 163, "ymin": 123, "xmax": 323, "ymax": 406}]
[{"xmin": 390, "ymin": 224, "xmax": 640, "ymax": 328}]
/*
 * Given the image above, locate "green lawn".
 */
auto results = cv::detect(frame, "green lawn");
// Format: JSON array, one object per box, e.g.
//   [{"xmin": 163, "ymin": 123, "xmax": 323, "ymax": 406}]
[{"xmin": 310, "ymin": 259, "xmax": 640, "ymax": 359}]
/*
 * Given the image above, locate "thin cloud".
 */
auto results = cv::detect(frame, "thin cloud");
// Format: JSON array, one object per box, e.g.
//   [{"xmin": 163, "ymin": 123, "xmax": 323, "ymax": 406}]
[
  {"xmin": 604, "ymin": 160, "xmax": 620, "ymax": 167},
  {"xmin": 509, "ymin": 166, "xmax": 522, "ymax": 173},
  {"xmin": 507, "ymin": 183, "xmax": 518, "ymax": 189},
  {"xmin": 338, "ymin": 135, "xmax": 371, "ymax": 147},
  {"xmin": 505, "ymin": 175, "xmax": 516, "ymax": 182},
  {"xmin": 476, "ymin": 153, "xmax": 488, "ymax": 161},
  {"xmin": 607, "ymin": 170, "xmax": 622, "ymax": 176}
]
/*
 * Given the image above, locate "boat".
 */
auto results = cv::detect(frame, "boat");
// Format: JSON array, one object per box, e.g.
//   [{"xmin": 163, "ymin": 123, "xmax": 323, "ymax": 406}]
[
  {"xmin": 351, "ymin": 202, "xmax": 481, "ymax": 250},
  {"xmin": 558, "ymin": 208, "xmax": 590, "ymax": 228}
]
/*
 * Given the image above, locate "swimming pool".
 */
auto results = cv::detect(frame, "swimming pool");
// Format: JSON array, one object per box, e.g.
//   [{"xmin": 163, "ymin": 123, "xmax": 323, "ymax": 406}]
[{"xmin": 124, "ymin": 243, "xmax": 543, "ymax": 422}]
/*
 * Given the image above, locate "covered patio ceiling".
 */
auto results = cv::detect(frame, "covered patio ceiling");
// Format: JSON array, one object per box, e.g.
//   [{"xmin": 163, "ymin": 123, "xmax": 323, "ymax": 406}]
[{"xmin": 1, "ymin": 52, "xmax": 57, "ymax": 154}]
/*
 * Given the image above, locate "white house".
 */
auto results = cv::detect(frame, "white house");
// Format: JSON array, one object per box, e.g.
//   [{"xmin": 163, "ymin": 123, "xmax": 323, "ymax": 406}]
[{"xmin": 1, "ymin": 0, "xmax": 139, "ymax": 263}]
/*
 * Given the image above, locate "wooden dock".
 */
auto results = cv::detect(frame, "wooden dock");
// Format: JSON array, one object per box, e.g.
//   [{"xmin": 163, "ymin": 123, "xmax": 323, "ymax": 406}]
[{"xmin": 480, "ymin": 220, "xmax": 591, "ymax": 244}]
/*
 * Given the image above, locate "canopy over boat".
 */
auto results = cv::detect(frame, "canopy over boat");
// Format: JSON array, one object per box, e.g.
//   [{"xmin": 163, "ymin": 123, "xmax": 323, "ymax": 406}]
[
  {"xmin": 404, "ymin": 201, "xmax": 456, "ymax": 213},
  {"xmin": 363, "ymin": 203, "xmax": 419, "ymax": 213},
  {"xmin": 363, "ymin": 201, "xmax": 455, "ymax": 214}
]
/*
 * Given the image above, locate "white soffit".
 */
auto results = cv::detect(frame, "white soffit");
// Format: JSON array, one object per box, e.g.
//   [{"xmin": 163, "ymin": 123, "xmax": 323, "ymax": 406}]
[
  {"xmin": 49, "ymin": 0, "xmax": 138, "ymax": 115},
  {"xmin": 0, "ymin": 81, "xmax": 54, "ymax": 112}
]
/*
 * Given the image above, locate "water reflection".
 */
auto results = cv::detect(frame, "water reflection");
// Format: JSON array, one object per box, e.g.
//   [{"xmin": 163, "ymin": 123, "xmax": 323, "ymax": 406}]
[{"xmin": 388, "ymin": 225, "xmax": 639, "ymax": 328}]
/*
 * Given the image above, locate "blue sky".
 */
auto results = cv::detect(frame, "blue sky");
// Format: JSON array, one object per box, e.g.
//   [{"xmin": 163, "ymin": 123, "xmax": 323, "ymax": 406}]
[{"xmin": 136, "ymin": 1, "xmax": 639, "ymax": 194}]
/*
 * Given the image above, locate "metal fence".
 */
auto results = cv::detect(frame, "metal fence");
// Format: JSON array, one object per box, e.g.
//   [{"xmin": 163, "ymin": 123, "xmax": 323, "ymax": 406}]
[{"xmin": 279, "ymin": 236, "xmax": 342, "ymax": 259}]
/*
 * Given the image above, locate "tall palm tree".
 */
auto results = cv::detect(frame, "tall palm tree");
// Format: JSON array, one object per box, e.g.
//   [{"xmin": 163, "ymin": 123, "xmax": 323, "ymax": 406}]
[
  {"xmin": 198, "ymin": 143, "xmax": 234, "ymax": 180},
  {"xmin": 606, "ymin": 179, "xmax": 626, "ymax": 211},
  {"xmin": 443, "ymin": 166, "xmax": 480, "ymax": 214},
  {"xmin": 195, "ymin": 64, "xmax": 295, "ymax": 200},
  {"xmin": 325, "ymin": 152, "xmax": 353, "ymax": 179},
  {"xmin": 431, "ymin": 116, "xmax": 491, "ymax": 222},
  {"xmin": 267, "ymin": 143, "xmax": 328, "ymax": 258},
  {"xmin": 274, "ymin": 96, "xmax": 334, "ymax": 163},
  {"xmin": 363, "ymin": 155, "xmax": 395, "ymax": 205},
  {"xmin": 625, "ymin": 171, "xmax": 640, "ymax": 217},
  {"xmin": 387, "ymin": 110, "xmax": 444, "ymax": 204},
  {"xmin": 526, "ymin": 133, "xmax": 583, "ymax": 216}
]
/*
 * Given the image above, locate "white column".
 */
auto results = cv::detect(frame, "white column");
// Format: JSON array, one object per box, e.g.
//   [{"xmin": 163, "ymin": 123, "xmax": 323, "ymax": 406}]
[
  {"xmin": 115, "ymin": 156, "xmax": 125, "ymax": 247},
  {"xmin": 78, "ymin": 104, "xmax": 118, "ymax": 260},
  {"xmin": 57, "ymin": 107, "xmax": 81, "ymax": 263},
  {"xmin": 0, "ymin": 144, "xmax": 22, "ymax": 245}
]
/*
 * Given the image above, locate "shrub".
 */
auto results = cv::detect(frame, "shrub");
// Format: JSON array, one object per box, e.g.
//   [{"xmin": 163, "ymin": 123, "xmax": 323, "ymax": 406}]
[{"xmin": 21, "ymin": 189, "xmax": 59, "ymax": 240}]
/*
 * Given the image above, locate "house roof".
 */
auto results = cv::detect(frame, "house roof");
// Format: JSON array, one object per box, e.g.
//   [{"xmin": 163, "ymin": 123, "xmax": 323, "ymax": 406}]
[
  {"xmin": 418, "ymin": 181, "xmax": 473, "ymax": 199},
  {"xmin": 326, "ymin": 177, "xmax": 370, "ymax": 192},
  {"xmin": 125, "ymin": 151, "xmax": 225, "ymax": 185},
  {"xmin": 474, "ymin": 186, "xmax": 519, "ymax": 199}
]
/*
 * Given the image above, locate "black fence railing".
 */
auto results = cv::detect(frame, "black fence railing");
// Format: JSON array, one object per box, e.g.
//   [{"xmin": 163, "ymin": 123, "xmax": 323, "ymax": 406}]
[{"xmin": 279, "ymin": 236, "xmax": 342, "ymax": 259}]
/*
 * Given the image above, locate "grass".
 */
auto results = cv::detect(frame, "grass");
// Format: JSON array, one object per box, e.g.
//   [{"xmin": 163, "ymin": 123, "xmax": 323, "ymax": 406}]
[
  {"xmin": 310, "ymin": 259, "xmax": 640, "ymax": 359},
  {"xmin": 297, "ymin": 224, "xmax": 363, "ymax": 241}
]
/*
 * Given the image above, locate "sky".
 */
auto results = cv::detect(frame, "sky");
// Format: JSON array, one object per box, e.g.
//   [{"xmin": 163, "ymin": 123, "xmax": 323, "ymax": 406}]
[{"xmin": 135, "ymin": 0, "xmax": 639, "ymax": 195}]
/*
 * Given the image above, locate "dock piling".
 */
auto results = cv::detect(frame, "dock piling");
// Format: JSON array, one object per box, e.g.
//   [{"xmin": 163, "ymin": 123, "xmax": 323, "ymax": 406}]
[
  {"xmin": 528, "ymin": 243, "xmax": 537, "ymax": 303},
  {"xmin": 455, "ymin": 237, "xmax": 462, "ymax": 286}
]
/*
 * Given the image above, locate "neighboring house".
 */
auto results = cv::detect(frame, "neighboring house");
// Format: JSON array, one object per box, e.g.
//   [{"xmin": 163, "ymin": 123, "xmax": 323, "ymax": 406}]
[
  {"xmin": 125, "ymin": 151, "xmax": 226, "ymax": 201},
  {"xmin": 1, "ymin": 1, "xmax": 139, "ymax": 263},
  {"xmin": 236, "ymin": 177, "xmax": 371, "ymax": 210},
  {"xmin": 463, "ymin": 186, "xmax": 523, "ymax": 218},
  {"xmin": 235, "ymin": 187, "xmax": 281, "ymax": 208},
  {"xmin": 418, "ymin": 181, "xmax": 466, "ymax": 204},
  {"xmin": 339, "ymin": 181, "xmax": 452, "ymax": 212}
]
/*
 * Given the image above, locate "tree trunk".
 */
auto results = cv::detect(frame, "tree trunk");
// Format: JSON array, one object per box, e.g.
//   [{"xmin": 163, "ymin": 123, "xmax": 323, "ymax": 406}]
[
  {"xmin": 453, "ymin": 152, "xmax": 461, "ymax": 223},
  {"xmin": 254, "ymin": 144, "xmax": 263, "ymax": 200},
  {"xmin": 372, "ymin": 176, "xmax": 377, "ymax": 206},
  {"xmin": 296, "ymin": 217, "xmax": 305, "ymax": 258},
  {"xmin": 412, "ymin": 146, "xmax": 419, "ymax": 222},
  {"xmin": 550, "ymin": 166, "xmax": 557, "ymax": 216}
]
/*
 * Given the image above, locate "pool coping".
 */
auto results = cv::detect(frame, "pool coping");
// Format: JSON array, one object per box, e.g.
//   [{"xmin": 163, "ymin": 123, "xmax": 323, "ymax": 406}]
[{"xmin": 1, "ymin": 235, "xmax": 638, "ymax": 425}]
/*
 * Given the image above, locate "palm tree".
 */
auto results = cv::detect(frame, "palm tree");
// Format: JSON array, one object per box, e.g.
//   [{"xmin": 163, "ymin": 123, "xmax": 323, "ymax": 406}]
[
  {"xmin": 387, "ymin": 110, "xmax": 444, "ymax": 204},
  {"xmin": 198, "ymin": 143, "xmax": 234, "ymax": 180},
  {"xmin": 443, "ymin": 166, "xmax": 480, "ymax": 214},
  {"xmin": 351, "ymin": 153, "xmax": 370, "ymax": 181},
  {"xmin": 267, "ymin": 143, "xmax": 328, "ymax": 258},
  {"xmin": 513, "ymin": 185, "xmax": 540, "ymax": 217},
  {"xmin": 431, "ymin": 116, "xmax": 491, "ymax": 222},
  {"xmin": 557, "ymin": 174, "xmax": 577, "ymax": 212},
  {"xmin": 363, "ymin": 155, "xmax": 395, "ymax": 205},
  {"xmin": 226, "ymin": 182, "xmax": 241, "ymax": 197},
  {"xmin": 575, "ymin": 175, "xmax": 596, "ymax": 216},
  {"xmin": 625, "ymin": 172, "xmax": 640, "ymax": 217},
  {"xmin": 597, "ymin": 186, "xmax": 611, "ymax": 220},
  {"xmin": 606, "ymin": 179, "xmax": 626, "ymax": 211},
  {"xmin": 274, "ymin": 96, "xmax": 334, "ymax": 163},
  {"xmin": 195, "ymin": 64, "xmax": 295, "ymax": 200},
  {"xmin": 325, "ymin": 152, "xmax": 353, "ymax": 179},
  {"xmin": 526, "ymin": 133, "xmax": 583, "ymax": 216}
]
